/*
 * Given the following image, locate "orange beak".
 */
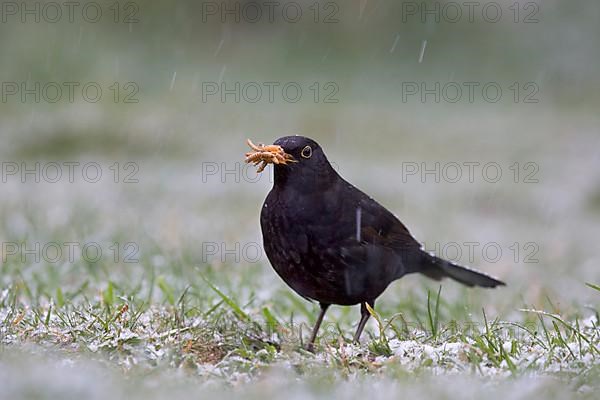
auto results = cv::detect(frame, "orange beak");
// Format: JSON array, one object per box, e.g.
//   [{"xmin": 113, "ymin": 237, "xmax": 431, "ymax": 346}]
[{"xmin": 244, "ymin": 139, "xmax": 296, "ymax": 173}]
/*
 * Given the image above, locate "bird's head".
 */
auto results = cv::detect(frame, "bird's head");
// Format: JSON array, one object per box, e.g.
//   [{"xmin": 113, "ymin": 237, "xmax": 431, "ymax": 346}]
[{"xmin": 245, "ymin": 135, "xmax": 337, "ymax": 189}]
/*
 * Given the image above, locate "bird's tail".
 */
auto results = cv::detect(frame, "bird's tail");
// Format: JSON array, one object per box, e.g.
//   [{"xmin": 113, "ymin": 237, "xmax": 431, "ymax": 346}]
[{"xmin": 419, "ymin": 253, "xmax": 505, "ymax": 288}]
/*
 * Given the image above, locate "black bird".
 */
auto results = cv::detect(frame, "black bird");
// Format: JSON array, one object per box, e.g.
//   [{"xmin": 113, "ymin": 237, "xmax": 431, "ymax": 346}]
[{"xmin": 246, "ymin": 136, "xmax": 505, "ymax": 351}]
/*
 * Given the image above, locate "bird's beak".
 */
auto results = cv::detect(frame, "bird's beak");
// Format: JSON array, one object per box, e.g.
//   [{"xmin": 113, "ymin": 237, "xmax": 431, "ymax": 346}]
[{"xmin": 244, "ymin": 139, "xmax": 296, "ymax": 173}]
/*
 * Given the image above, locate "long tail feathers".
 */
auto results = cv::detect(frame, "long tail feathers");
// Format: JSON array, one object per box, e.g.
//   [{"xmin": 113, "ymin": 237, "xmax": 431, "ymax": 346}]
[{"xmin": 419, "ymin": 253, "xmax": 505, "ymax": 288}]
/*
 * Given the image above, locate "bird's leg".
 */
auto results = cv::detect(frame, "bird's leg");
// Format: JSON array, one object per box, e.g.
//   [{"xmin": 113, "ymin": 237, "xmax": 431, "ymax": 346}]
[
  {"xmin": 306, "ymin": 303, "xmax": 330, "ymax": 352},
  {"xmin": 353, "ymin": 300, "xmax": 375, "ymax": 343}
]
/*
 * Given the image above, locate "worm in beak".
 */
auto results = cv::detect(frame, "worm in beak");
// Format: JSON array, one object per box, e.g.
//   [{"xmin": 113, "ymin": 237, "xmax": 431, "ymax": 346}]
[{"xmin": 244, "ymin": 139, "xmax": 296, "ymax": 173}]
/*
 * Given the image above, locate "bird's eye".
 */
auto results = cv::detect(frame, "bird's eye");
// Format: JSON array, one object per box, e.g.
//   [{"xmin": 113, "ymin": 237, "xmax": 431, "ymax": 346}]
[{"xmin": 301, "ymin": 145, "xmax": 312, "ymax": 159}]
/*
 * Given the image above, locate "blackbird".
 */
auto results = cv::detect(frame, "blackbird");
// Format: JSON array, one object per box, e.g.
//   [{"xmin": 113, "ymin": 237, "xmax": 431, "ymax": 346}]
[{"xmin": 246, "ymin": 136, "xmax": 505, "ymax": 351}]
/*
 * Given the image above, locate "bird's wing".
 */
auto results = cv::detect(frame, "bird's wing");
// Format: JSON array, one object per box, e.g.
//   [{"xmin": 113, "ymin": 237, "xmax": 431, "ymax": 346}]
[
  {"xmin": 352, "ymin": 184, "xmax": 422, "ymax": 252},
  {"xmin": 315, "ymin": 183, "xmax": 423, "ymax": 285}
]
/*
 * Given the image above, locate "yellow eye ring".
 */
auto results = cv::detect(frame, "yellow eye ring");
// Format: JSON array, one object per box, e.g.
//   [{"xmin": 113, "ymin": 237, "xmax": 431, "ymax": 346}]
[{"xmin": 301, "ymin": 145, "xmax": 312, "ymax": 159}]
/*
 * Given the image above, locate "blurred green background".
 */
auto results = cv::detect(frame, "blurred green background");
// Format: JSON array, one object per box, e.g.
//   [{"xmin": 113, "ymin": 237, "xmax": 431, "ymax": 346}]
[{"xmin": 1, "ymin": 0, "xmax": 599, "ymax": 155}]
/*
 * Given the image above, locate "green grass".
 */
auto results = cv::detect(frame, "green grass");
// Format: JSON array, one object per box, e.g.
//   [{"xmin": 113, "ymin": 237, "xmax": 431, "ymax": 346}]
[{"xmin": 2, "ymin": 255, "xmax": 599, "ymax": 395}]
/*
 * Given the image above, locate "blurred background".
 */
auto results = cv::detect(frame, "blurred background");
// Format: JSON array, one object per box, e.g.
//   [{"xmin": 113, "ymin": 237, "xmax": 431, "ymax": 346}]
[{"xmin": 1, "ymin": 0, "xmax": 600, "ymax": 331}]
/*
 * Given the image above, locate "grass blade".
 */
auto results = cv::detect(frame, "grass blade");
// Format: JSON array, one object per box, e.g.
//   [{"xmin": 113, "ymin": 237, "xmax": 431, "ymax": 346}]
[{"xmin": 200, "ymin": 274, "xmax": 250, "ymax": 322}]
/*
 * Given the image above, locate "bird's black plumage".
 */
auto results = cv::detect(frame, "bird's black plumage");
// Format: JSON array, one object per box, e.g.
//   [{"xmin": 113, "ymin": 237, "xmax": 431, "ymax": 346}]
[{"xmin": 256, "ymin": 135, "xmax": 504, "ymax": 350}]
